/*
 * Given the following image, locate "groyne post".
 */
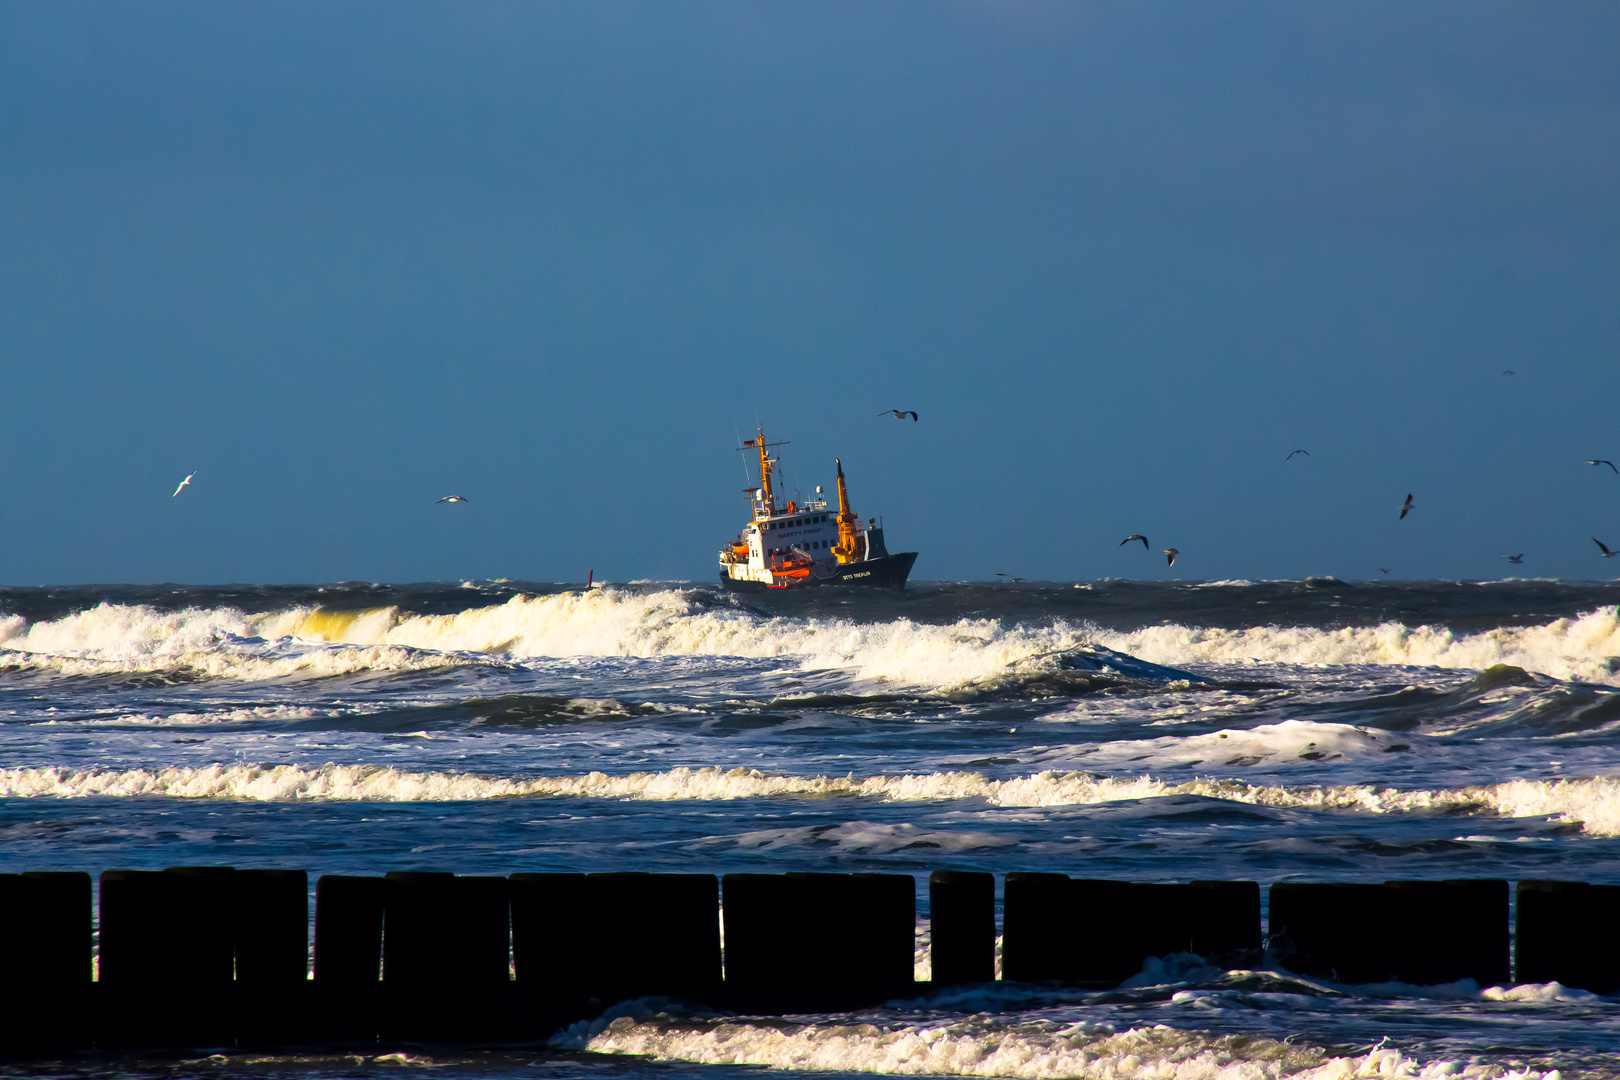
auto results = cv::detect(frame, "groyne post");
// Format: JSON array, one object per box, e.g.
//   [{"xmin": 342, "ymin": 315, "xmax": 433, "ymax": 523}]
[
  {"xmin": 583, "ymin": 872, "xmax": 721, "ymax": 1001},
  {"xmin": 1001, "ymin": 872, "xmax": 1073, "ymax": 983},
  {"xmin": 234, "ymin": 869, "xmax": 309, "ymax": 985},
  {"xmin": 1516, "ymin": 879, "xmax": 1620, "ymax": 993},
  {"xmin": 233, "ymin": 868, "xmax": 310, "ymax": 1047},
  {"xmin": 0, "ymin": 872, "xmax": 91, "ymax": 1049},
  {"xmin": 721, "ymin": 872, "xmax": 912, "ymax": 1011},
  {"xmin": 314, "ymin": 874, "xmax": 385, "ymax": 984},
  {"xmin": 1189, "ymin": 880, "xmax": 1261, "ymax": 967},
  {"xmin": 509, "ymin": 872, "xmax": 587, "ymax": 1004},
  {"xmin": 1384, "ymin": 879, "xmax": 1509, "ymax": 986},
  {"xmin": 927, "ymin": 870, "xmax": 995, "ymax": 985},
  {"xmin": 381, "ymin": 872, "xmax": 513, "ymax": 1041},
  {"xmin": 97, "ymin": 867, "xmax": 238, "ymax": 1046},
  {"xmin": 1269, "ymin": 882, "xmax": 1395, "ymax": 983}
]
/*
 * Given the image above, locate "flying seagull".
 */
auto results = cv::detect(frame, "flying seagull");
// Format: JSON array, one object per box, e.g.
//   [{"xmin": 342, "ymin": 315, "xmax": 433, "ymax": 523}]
[
  {"xmin": 1505, "ymin": 554, "xmax": 1524, "ymax": 564},
  {"xmin": 1503, "ymin": 369, "xmax": 1515, "ymax": 376},
  {"xmin": 1162, "ymin": 548, "xmax": 1179, "ymax": 567},
  {"xmin": 1588, "ymin": 460, "xmax": 1618, "ymax": 473},
  {"xmin": 1379, "ymin": 568, "xmax": 1391, "ymax": 575},
  {"xmin": 172, "ymin": 472, "xmax": 196, "ymax": 497},
  {"xmin": 1286, "ymin": 450, "xmax": 1309, "ymax": 460},
  {"xmin": 995, "ymin": 573, "xmax": 1026, "ymax": 583},
  {"xmin": 879, "ymin": 410, "xmax": 919, "ymax": 421},
  {"xmin": 436, "ymin": 495, "xmax": 471, "ymax": 504},
  {"xmin": 1595, "ymin": 538, "xmax": 1618, "ymax": 559},
  {"xmin": 1399, "ymin": 493, "xmax": 1414, "ymax": 520},
  {"xmin": 1120, "ymin": 534, "xmax": 1149, "ymax": 549}
]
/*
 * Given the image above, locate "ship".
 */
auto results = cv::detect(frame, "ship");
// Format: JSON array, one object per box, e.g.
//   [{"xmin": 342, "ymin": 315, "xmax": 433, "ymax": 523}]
[{"xmin": 718, "ymin": 429, "xmax": 918, "ymax": 591}]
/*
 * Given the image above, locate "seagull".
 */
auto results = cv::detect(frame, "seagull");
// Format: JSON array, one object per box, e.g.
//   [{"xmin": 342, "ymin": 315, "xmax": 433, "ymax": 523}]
[
  {"xmin": 1162, "ymin": 548, "xmax": 1179, "ymax": 567},
  {"xmin": 1588, "ymin": 460, "xmax": 1618, "ymax": 473},
  {"xmin": 1120, "ymin": 534, "xmax": 1149, "ymax": 549},
  {"xmin": 1379, "ymin": 568, "xmax": 1392, "ymax": 575},
  {"xmin": 436, "ymin": 495, "xmax": 471, "ymax": 504},
  {"xmin": 1505, "ymin": 554, "xmax": 1524, "ymax": 564},
  {"xmin": 995, "ymin": 573, "xmax": 1026, "ymax": 583},
  {"xmin": 878, "ymin": 409, "xmax": 919, "ymax": 421},
  {"xmin": 1399, "ymin": 493, "xmax": 1414, "ymax": 520},
  {"xmin": 172, "ymin": 472, "xmax": 196, "ymax": 497},
  {"xmin": 1503, "ymin": 369, "xmax": 1515, "ymax": 376},
  {"xmin": 1595, "ymin": 538, "xmax": 1618, "ymax": 559},
  {"xmin": 1286, "ymin": 450, "xmax": 1309, "ymax": 460}
]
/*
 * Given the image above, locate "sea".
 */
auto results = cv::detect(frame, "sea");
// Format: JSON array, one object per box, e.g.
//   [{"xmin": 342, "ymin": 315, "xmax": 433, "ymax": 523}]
[{"xmin": 5, "ymin": 577, "xmax": 1620, "ymax": 1080}]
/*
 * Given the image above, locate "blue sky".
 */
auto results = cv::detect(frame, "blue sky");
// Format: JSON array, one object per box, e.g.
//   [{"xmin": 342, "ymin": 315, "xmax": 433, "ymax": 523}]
[{"xmin": 2, "ymin": 1, "xmax": 1617, "ymax": 584}]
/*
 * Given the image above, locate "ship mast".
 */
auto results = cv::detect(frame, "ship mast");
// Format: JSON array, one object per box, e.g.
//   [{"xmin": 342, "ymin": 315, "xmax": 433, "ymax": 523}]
[{"xmin": 741, "ymin": 429, "xmax": 788, "ymax": 520}]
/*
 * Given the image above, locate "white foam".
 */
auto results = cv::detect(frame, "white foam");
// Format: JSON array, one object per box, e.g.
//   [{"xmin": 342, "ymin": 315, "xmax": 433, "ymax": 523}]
[
  {"xmin": 558, "ymin": 1013, "xmax": 1552, "ymax": 1080},
  {"xmin": 1041, "ymin": 720, "xmax": 1413, "ymax": 771},
  {"xmin": 5, "ymin": 762, "xmax": 1620, "ymax": 836},
  {"xmin": 1100, "ymin": 608, "xmax": 1620, "ymax": 686},
  {"xmin": 47, "ymin": 705, "xmax": 327, "ymax": 728},
  {"xmin": 7, "ymin": 591, "xmax": 1620, "ymax": 687},
  {"xmin": 1482, "ymin": 981, "xmax": 1599, "ymax": 1003},
  {"xmin": 913, "ymin": 919, "xmax": 932, "ymax": 983},
  {"xmin": 0, "ymin": 602, "xmax": 481, "ymax": 680}
]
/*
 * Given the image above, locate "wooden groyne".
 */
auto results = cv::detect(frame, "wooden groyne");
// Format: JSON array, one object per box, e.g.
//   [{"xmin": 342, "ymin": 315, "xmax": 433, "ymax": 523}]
[{"xmin": 0, "ymin": 868, "xmax": 1611, "ymax": 1052}]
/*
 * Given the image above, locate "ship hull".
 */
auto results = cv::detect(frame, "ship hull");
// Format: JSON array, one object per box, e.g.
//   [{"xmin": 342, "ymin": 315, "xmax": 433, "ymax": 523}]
[{"xmin": 720, "ymin": 551, "xmax": 918, "ymax": 592}]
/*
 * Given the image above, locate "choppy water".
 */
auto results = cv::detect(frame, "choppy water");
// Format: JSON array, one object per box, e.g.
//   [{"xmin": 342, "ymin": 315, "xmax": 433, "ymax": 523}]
[{"xmin": 6, "ymin": 577, "xmax": 1620, "ymax": 1079}]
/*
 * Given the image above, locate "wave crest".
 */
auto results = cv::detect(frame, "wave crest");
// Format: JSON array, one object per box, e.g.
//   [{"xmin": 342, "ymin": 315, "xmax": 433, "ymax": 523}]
[
  {"xmin": 4, "ymin": 763, "xmax": 1620, "ymax": 836},
  {"xmin": 0, "ymin": 603, "xmax": 502, "ymax": 680},
  {"xmin": 1105, "ymin": 608, "xmax": 1620, "ymax": 685},
  {"xmin": 5, "ymin": 591, "xmax": 1620, "ymax": 686},
  {"xmin": 557, "ymin": 1012, "xmax": 1539, "ymax": 1080}
]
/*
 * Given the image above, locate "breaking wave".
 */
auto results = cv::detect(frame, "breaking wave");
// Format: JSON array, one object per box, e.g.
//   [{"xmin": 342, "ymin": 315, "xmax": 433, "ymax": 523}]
[
  {"xmin": 6, "ymin": 762, "xmax": 1620, "ymax": 835},
  {"xmin": 4, "ymin": 589, "xmax": 1620, "ymax": 686},
  {"xmin": 0, "ymin": 603, "xmax": 487, "ymax": 680},
  {"xmin": 556, "ymin": 1012, "xmax": 1549, "ymax": 1080},
  {"xmin": 1107, "ymin": 612, "xmax": 1620, "ymax": 686}
]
